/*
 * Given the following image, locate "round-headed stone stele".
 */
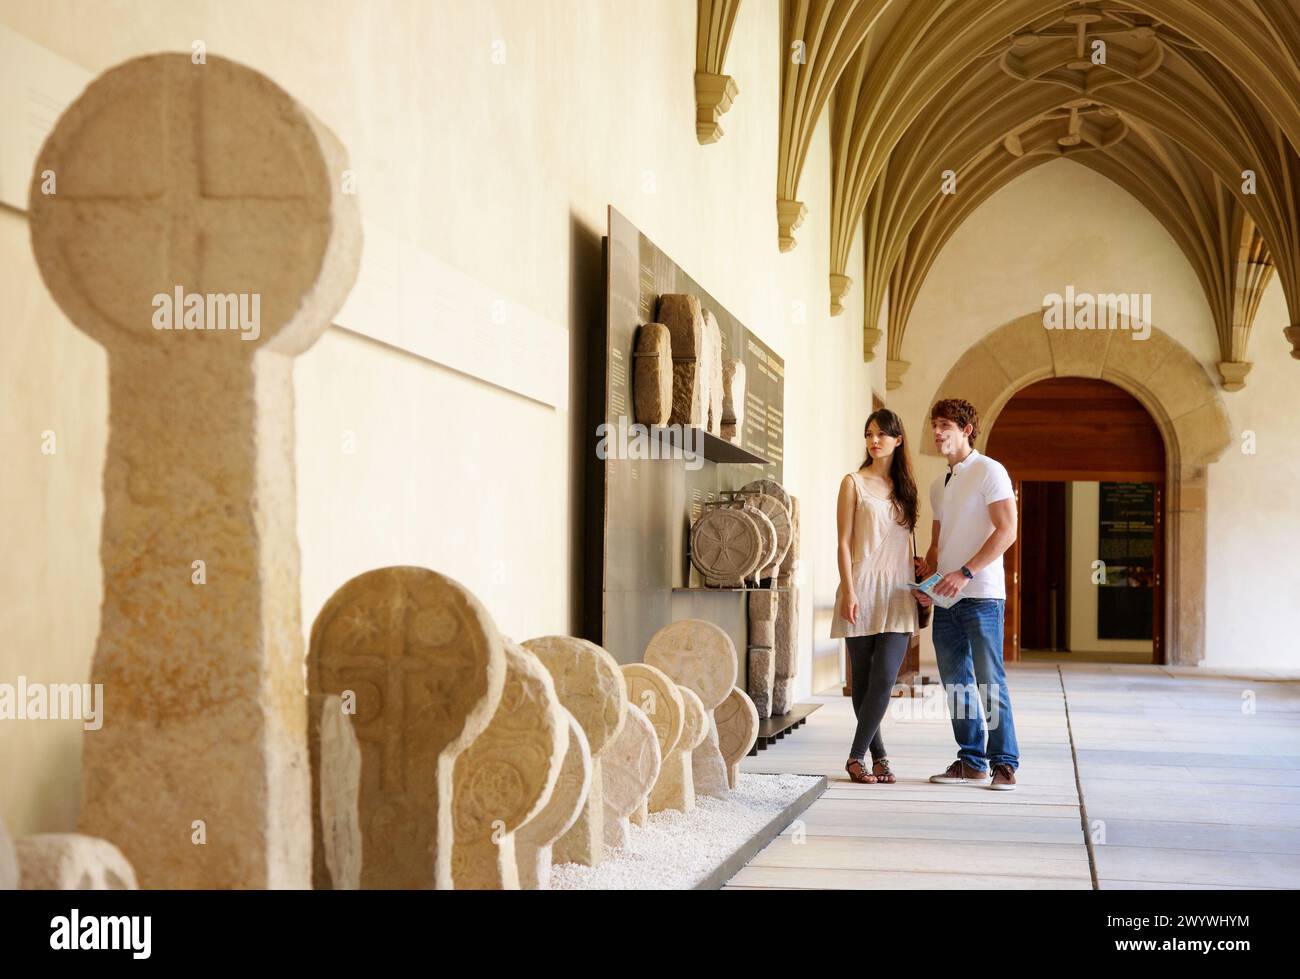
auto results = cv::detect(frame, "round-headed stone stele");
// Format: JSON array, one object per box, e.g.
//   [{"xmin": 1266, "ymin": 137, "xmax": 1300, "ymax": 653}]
[
  {"xmin": 28, "ymin": 52, "xmax": 361, "ymax": 356},
  {"xmin": 675, "ymin": 686, "xmax": 709, "ymax": 752},
  {"xmin": 521, "ymin": 636, "xmax": 628, "ymax": 757},
  {"xmin": 620, "ymin": 663, "xmax": 685, "ymax": 757},
  {"xmin": 644, "ymin": 619, "xmax": 738, "ymax": 709},
  {"xmin": 602, "ymin": 705, "xmax": 661, "ymax": 819},
  {"xmin": 716, "ymin": 686, "xmax": 760, "ymax": 768},
  {"xmin": 741, "ymin": 478, "xmax": 791, "ymax": 515},
  {"xmin": 517, "ymin": 713, "xmax": 592, "ymax": 851}
]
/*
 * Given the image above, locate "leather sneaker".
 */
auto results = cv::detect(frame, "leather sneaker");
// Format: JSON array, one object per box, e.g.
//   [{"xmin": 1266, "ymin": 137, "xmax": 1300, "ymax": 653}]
[
  {"xmin": 989, "ymin": 764, "xmax": 1017, "ymax": 790},
  {"xmin": 928, "ymin": 759, "xmax": 989, "ymax": 784}
]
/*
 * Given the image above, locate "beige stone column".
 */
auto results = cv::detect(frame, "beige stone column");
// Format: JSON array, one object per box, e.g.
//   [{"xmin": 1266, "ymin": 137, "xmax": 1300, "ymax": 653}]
[
  {"xmin": 27, "ymin": 53, "xmax": 361, "ymax": 887},
  {"xmin": 1168, "ymin": 465, "xmax": 1209, "ymax": 666}
]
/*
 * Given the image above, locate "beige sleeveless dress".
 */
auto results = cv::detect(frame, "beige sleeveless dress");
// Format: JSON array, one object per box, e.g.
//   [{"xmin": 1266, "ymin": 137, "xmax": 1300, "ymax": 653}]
[{"xmin": 830, "ymin": 471, "xmax": 918, "ymax": 638}]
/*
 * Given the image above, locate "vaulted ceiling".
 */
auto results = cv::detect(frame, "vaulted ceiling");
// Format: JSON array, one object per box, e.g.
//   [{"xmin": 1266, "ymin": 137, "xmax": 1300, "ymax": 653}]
[{"xmin": 694, "ymin": 0, "xmax": 1300, "ymax": 390}]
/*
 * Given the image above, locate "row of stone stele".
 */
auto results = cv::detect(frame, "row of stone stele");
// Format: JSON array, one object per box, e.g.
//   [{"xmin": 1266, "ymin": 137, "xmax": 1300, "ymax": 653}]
[
  {"xmin": 306, "ymin": 566, "xmax": 760, "ymax": 890},
  {"xmin": 0, "ymin": 567, "xmax": 760, "ymax": 892},
  {"xmin": 10, "ymin": 51, "xmax": 766, "ymax": 892},
  {"xmin": 634, "ymin": 294, "xmax": 747, "ymax": 445}
]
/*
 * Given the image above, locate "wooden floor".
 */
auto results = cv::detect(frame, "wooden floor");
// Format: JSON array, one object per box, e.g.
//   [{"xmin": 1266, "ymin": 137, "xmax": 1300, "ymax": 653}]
[{"xmin": 729, "ymin": 661, "xmax": 1300, "ymax": 889}]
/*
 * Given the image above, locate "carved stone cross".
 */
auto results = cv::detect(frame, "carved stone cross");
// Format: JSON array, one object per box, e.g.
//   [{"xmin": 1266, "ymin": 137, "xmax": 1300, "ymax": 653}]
[{"xmin": 28, "ymin": 53, "xmax": 361, "ymax": 887}]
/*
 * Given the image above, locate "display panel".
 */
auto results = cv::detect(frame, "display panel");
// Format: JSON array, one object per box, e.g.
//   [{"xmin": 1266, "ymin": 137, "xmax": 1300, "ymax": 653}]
[{"xmin": 589, "ymin": 207, "xmax": 784, "ymax": 664}]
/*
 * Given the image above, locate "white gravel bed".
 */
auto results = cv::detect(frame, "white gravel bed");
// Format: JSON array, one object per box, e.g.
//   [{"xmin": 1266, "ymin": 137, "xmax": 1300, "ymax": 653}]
[{"xmin": 549, "ymin": 772, "xmax": 820, "ymax": 890}]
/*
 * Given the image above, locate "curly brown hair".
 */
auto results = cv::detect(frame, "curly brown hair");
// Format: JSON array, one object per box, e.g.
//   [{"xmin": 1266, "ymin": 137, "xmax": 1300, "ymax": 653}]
[{"xmin": 930, "ymin": 398, "xmax": 979, "ymax": 444}]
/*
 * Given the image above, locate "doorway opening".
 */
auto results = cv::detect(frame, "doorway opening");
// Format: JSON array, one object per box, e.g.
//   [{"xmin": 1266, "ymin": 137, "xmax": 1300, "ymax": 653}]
[{"xmin": 986, "ymin": 377, "xmax": 1166, "ymax": 665}]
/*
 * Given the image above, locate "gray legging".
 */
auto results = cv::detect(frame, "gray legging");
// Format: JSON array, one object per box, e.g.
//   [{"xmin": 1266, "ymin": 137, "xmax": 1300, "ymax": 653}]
[{"xmin": 845, "ymin": 632, "xmax": 911, "ymax": 762}]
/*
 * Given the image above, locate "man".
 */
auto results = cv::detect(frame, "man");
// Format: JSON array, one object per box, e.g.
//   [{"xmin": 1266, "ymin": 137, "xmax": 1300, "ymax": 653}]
[{"xmin": 914, "ymin": 399, "xmax": 1021, "ymax": 789}]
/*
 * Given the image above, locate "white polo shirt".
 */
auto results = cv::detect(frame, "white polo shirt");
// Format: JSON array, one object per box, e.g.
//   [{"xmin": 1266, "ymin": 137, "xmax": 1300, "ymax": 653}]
[{"xmin": 929, "ymin": 449, "xmax": 1016, "ymax": 600}]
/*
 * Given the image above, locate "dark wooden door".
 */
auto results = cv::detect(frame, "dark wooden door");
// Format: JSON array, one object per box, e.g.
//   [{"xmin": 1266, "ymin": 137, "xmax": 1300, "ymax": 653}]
[
  {"xmin": 1020, "ymin": 481, "xmax": 1068, "ymax": 650},
  {"xmin": 988, "ymin": 378, "xmax": 1166, "ymax": 662}
]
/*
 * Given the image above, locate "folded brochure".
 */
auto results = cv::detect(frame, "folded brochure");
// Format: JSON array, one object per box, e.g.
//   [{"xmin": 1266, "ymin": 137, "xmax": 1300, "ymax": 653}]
[{"xmin": 908, "ymin": 572, "xmax": 962, "ymax": 609}]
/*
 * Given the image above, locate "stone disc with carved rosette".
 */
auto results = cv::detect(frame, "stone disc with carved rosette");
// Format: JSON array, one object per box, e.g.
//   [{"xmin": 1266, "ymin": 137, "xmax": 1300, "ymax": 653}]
[
  {"xmin": 751, "ymin": 493, "xmax": 792, "ymax": 578},
  {"xmin": 741, "ymin": 477, "xmax": 791, "ymax": 516},
  {"xmin": 730, "ymin": 501, "xmax": 776, "ymax": 581},
  {"xmin": 450, "ymin": 641, "xmax": 567, "ymax": 889},
  {"xmin": 515, "ymin": 713, "xmax": 592, "ymax": 889},
  {"xmin": 644, "ymin": 619, "xmax": 738, "ymax": 710},
  {"xmin": 690, "ymin": 507, "xmax": 763, "ymax": 587}
]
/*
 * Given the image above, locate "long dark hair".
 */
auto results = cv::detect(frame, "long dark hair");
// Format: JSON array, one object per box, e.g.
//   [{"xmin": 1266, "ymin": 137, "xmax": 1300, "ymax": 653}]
[{"xmin": 860, "ymin": 408, "xmax": 918, "ymax": 530}]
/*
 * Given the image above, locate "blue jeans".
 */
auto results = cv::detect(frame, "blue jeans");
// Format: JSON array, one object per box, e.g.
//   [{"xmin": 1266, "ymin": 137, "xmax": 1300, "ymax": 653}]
[{"xmin": 932, "ymin": 599, "xmax": 1019, "ymax": 771}]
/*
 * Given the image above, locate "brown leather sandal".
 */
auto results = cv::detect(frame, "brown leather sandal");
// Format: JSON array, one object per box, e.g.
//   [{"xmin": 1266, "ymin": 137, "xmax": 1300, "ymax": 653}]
[
  {"xmin": 872, "ymin": 758, "xmax": 897, "ymax": 783},
  {"xmin": 846, "ymin": 758, "xmax": 877, "ymax": 784}
]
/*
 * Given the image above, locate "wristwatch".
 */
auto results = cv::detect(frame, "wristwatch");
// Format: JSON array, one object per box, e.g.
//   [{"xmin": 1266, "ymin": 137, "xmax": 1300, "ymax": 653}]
[{"xmin": 960, "ymin": 565, "xmax": 974, "ymax": 579}]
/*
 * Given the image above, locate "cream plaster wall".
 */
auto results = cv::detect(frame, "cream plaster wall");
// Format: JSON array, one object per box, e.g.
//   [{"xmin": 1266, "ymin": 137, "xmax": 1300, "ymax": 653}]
[
  {"xmin": 0, "ymin": 0, "xmax": 871, "ymax": 833},
  {"xmin": 889, "ymin": 158, "xmax": 1300, "ymax": 673},
  {"xmin": 0, "ymin": 195, "xmax": 106, "ymax": 835}
]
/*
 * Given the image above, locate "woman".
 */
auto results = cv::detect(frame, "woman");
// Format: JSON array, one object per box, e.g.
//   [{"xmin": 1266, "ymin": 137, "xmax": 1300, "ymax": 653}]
[{"xmin": 830, "ymin": 408, "xmax": 919, "ymax": 784}]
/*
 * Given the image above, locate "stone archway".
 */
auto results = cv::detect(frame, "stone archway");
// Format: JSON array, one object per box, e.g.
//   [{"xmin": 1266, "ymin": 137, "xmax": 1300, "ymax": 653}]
[{"xmin": 921, "ymin": 311, "xmax": 1233, "ymax": 666}]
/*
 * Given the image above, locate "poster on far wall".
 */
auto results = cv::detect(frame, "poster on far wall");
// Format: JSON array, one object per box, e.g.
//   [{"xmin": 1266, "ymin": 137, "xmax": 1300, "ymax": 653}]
[{"xmin": 1097, "ymin": 482, "xmax": 1155, "ymax": 640}]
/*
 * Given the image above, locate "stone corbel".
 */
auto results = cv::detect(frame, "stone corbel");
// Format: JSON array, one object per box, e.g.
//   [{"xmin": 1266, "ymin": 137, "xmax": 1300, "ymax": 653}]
[
  {"xmin": 777, "ymin": 198, "xmax": 807, "ymax": 253},
  {"xmin": 695, "ymin": 72, "xmax": 739, "ymax": 144},
  {"xmin": 863, "ymin": 326, "xmax": 883, "ymax": 362},
  {"xmin": 1286, "ymin": 324, "xmax": 1300, "ymax": 360},
  {"xmin": 886, "ymin": 358, "xmax": 910, "ymax": 390},
  {"xmin": 829, "ymin": 273, "xmax": 853, "ymax": 316},
  {"xmin": 1217, "ymin": 360, "xmax": 1251, "ymax": 391}
]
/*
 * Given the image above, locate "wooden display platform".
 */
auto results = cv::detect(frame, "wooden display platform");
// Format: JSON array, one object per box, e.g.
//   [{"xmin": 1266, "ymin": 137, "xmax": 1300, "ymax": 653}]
[{"xmin": 748, "ymin": 702, "xmax": 821, "ymax": 754}]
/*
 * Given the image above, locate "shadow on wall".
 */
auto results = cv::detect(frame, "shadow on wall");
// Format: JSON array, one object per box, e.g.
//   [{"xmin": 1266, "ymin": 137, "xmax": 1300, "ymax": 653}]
[{"xmin": 568, "ymin": 209, "xmax": 604, "ymax": 638}]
